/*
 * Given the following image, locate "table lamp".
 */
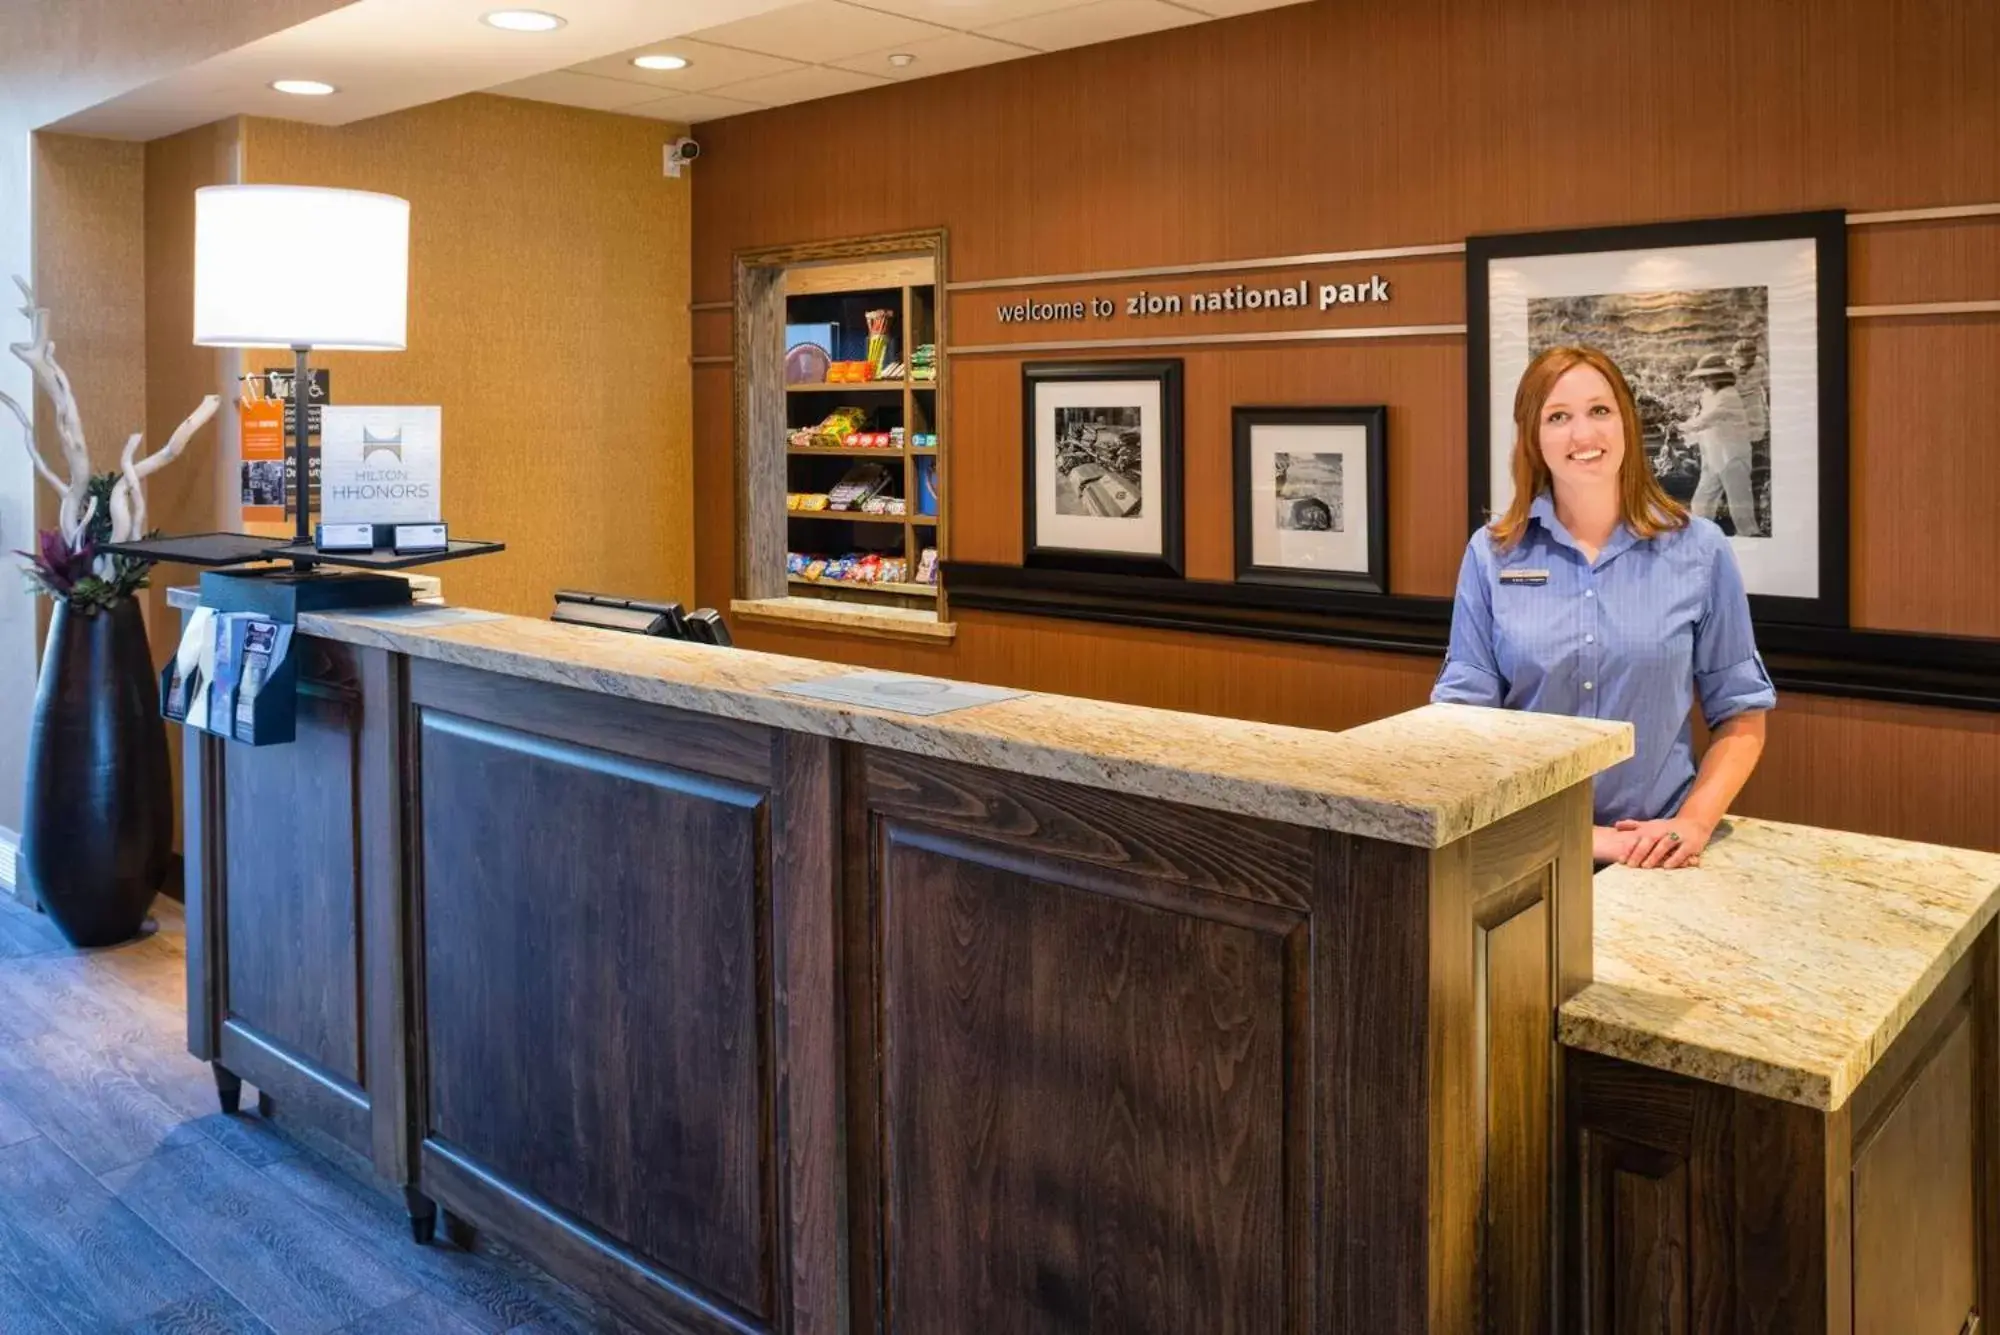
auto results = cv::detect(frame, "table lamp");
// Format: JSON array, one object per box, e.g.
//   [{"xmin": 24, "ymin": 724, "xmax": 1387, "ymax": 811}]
[{"xmin": 193, "ymin": 184, "xmax": 408, "ymax": 552}]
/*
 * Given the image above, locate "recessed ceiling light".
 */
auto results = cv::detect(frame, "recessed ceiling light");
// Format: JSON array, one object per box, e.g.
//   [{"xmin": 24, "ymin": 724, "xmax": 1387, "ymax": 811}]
[
  {"xmin": 632, "ymin": 54, "xmax": 690, "ymax": 71},
  {"xmin": 482, "ymin": 9, "xmax": 566, "ymax": 31},
  {"xmin": 271, "ymin": 79, "xmax": 337, "ymax": 96},
  {"xmin": 887, "ymin": 52, "xmax": 916, "ymax": 66}
]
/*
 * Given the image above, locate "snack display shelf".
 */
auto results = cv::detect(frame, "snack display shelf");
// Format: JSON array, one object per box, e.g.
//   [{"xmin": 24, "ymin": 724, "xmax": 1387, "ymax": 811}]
[
  {"xmin": 790, "ymin": 576, "xmax": 938, "ymax": 598},
  {"xmin": 787, "ymin": 445, "xmax": 907, "ymax": 457},
  {"xmin": 787, "ymin": 510, "xmax": 909, "ymax": 525},
  {"xmin": 787, "ymin": 380, "xmax": 911, "ymax": 393}
]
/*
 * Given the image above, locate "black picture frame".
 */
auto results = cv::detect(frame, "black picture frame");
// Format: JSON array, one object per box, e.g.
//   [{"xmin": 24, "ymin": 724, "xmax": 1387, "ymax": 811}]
[
  {"xmin": 1022, "ymin": 359, "xmax": 1184, "ymax": 578},
  {"xmin": 1232, "ymin": 405, "xmax": 1389, "ymax": 596},
  {"xmin": 1465, "ymin": 209, "xmax": 1849, "ymax": 628}
]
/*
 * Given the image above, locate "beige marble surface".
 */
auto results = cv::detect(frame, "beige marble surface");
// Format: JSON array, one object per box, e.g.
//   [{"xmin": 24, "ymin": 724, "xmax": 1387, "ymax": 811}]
[
  {"xmin": 1560, "ymin": 818, "xmax": 2000, "ymax": 1110},
  {"xmin": 173, "ymin": 595, "xmax": 1626, "ymax": 847}
]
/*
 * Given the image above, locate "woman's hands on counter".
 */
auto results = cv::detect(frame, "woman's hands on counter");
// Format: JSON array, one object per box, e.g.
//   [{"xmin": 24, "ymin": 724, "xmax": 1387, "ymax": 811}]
[
  {"xmin": 1593, "ymin": 824, "xmax": 1640, "ymax": 865},
  {"xmin": 1613, "ymin": 815, "xmax": 1712, "ymax": 868}
]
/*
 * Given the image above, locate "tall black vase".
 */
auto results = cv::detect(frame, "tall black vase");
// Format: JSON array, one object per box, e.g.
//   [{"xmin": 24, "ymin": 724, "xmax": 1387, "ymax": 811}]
[{"xmin": 22, "ymin": 598, "xmax": 173, "ymax": 948}]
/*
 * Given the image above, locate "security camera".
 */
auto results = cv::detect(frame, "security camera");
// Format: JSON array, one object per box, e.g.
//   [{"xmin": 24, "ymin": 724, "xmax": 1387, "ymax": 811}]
[{"xmin": 664, "ymin": 137, "xmax": 700, "ymax": 178}]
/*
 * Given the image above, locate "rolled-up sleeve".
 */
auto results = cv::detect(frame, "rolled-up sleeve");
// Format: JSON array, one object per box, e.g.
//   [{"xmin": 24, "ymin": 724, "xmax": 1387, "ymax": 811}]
[
  {"xmin": 1694, "ymin": 537, "xmax": 1777, "ymax": 726},
  {"xmin": 1432, "ymin": 537, "xmax": 1505, "ymax": 707}
]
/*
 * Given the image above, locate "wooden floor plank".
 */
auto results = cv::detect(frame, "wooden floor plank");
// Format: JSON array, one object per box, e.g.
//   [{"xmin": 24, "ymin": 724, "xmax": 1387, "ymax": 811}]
[
  {"xmin": 2, "ymin": 942, "xmax": 296, "ymax": 1171},
  {"xmin": 0, "ymin": 896, "xmax": 66, "ymax": 959},
  {"xmin": 331, "ymin": 1291, "xmax": 485, "ymax": 1334},
  {"xmin": 0, "ymin": 989, "xmax": 210, "ymax": 1176},
  {"xmin": 124, "ymin": 1285, "xmax": 277, "ymax": 1334},
  {"xmin": 102, "ymin": 1137, "xmax": 419, "ymax": 1335},
  {"xmin": 0, "ymin": 1136, "xmax": 213, "ymax": 1330},
  {"xmin": 0, "ymin": 1258, "xmax": 73, "ymax": 1335},
  {"xmin": 0, "ymin": 1088, "xmax": 37, "ymax": 1148},
  {"xmin": 0, "ymin": 893, "xmax": 613, "ymax": 1335},
  {"xmin": 261, "ymin": 1153, "xmax": 626, "ymax": 1335}
]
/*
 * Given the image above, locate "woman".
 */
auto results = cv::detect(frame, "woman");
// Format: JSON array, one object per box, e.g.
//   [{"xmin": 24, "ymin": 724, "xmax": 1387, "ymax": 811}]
[{"xmin": 1435, "ymin": 345, "xmax": 1775, "ymax": 869}]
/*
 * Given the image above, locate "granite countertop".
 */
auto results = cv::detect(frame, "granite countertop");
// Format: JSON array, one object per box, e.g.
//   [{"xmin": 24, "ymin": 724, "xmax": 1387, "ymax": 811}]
[
  {"xmin": 170, "ymin": 591, "xmax": 1629, "ymax": 847},
  {"xmin": 1560, "ymin": 817, "xmax": 2000, "ymax": 1110}
]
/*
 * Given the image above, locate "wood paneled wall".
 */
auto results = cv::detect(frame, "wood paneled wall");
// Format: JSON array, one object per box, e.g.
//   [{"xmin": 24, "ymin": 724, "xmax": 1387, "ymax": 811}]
[
  {"xmin": 240, "ymin": 94, "xmax": 696, "ymax": 616},
  {"xmin": 690, "ymin": 0, "xmax": 2000, "ymax": 850}
]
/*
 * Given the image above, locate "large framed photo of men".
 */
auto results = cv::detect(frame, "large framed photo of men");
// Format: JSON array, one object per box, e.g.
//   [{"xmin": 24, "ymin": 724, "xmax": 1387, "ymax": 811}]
[
  {"xmin": 1022, "ymin": 359, "xmax": 1184, "ymax": 577},
  {"xmin": 1466, "ymin": 210, "xmax": 1849, "ymax": 627}
]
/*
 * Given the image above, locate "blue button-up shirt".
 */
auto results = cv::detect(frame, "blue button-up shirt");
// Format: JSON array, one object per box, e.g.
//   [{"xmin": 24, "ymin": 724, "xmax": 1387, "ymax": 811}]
[{"xmin": 1431, "ymin": 494, "xmax": 1776, "ymax": 825}]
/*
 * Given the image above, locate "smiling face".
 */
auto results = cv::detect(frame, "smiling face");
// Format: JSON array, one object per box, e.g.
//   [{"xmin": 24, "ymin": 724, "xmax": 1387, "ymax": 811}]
[{"xmin": 1536, "ymin": 363, "xmax": 1625, "ymax": 496}]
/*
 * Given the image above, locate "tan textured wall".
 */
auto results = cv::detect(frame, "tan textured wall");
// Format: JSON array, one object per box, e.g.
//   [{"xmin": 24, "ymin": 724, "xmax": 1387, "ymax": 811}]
[
  {"xmin": 145, "ymin": 119, "xmax": 244, "ymax": 854},
  {"xmin": 29, "ymin": 133, "xmax": 148, "ymax": 612},
  {"xmin": 0, "ymin": 0, "xmax": 354, "ymax": 838},
  {"xmin": 238, "ymin": 94, "xmax": 696, "ymax": 616}
]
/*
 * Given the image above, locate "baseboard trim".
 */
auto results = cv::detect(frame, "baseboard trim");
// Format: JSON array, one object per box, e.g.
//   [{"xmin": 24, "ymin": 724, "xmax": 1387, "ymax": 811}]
[{"xmin": 0, "ymin": 825, "xmax": 25, "ymax": 909}]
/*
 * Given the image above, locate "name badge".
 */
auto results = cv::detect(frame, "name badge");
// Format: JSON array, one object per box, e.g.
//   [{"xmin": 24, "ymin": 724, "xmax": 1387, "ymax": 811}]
[{"xmin": 1499, "ymin": 568, "xmax": 1550, "ymax": 586}]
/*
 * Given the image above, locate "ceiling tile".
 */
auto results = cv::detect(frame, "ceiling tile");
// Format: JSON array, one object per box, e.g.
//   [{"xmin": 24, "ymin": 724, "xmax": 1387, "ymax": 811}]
[
  {"xmin": 564, "ymin": 38, "xmax": 807, "ymax": 93},
  {"xmin": 485, "ymin": 70, "xmax": 664, "ymax": 112},
  {"xmin": 1169, "ymin": 0, "xmax": 1309, "ymax": 15},
  {"xmin": 686, "ymin": 1, "xmax": 954, "ymax": 64},
  {"xmin": 624, "ymin": 91, "xmax": 772, "ymax": 124},
  {"xmin": 979, "ymin": 0, "xmax": 1202, "ymax": 50},
  {"xmin": 712, "ymin": 64, "xmax": 895, "ymax": 106},
  {"xmin": 845, "ymin": 0, "xmax": 1081, "ymax": 29},
  {"xmin": 830, "ymin": 30, "xmax": 1034, "ymax": 80}
]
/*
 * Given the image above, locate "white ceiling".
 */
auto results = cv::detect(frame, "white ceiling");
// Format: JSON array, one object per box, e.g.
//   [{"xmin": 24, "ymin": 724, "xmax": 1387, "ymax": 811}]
[
  {"xmin": 493, "ymin": 0, "xmax": 1307, "ymax": 124},
  {"xmin": 49, "ymin": 0, "xmax": 1308, "ymax": 139}
]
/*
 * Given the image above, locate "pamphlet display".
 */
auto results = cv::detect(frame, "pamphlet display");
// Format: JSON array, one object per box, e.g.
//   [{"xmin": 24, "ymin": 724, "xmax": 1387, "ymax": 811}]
[{"xmin": 163, "ymin": 606, "xmax": 298, "ymax": 746}]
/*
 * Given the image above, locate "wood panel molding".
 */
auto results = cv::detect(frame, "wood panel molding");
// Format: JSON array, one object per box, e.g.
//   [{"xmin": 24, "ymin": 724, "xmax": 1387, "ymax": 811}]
[{"xmin": 943, "ymin": 561, "xmax": 2000, "ymax": 713}]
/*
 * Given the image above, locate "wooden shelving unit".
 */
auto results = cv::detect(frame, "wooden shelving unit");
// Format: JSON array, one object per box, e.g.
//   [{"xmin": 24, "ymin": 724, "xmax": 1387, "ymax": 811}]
[{"xmin": 778, "ymin": 252, "xmax": 947, "ymax": 616}]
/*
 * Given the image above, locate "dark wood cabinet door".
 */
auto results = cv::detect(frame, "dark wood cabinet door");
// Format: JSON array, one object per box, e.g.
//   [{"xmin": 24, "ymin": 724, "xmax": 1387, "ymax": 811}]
[
  {"xmin": 417, "ymin": 708, "xmax": 772, "ymax": 1320},
  {"xmin": 855, "ymin": 753, "xmax": 1315, "ymax": 1335},
  {"xmin": 221, "ymin": 686, "xmax": 365, "ymax": 1089},
  {"xmin": 1852, "ymin": 1005, "xmax": 1979, "ymax": 1335},
  {"xmin": 1578, "ymin": 1130, "xmax": 1690, "ymax": 1335}
]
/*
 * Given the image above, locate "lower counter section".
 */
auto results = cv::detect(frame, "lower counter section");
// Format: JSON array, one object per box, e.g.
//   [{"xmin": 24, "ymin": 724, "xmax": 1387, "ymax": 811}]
[
  {"xmin": 184, "ymin": 631, "xmax": 1596, "ymax": 1334},
  {"xmin": 1563, "ymin": 823, "xmax": 2000, "ymax": 1335},
  {"xmin": 1568, "ymin": 937, "xmax": 1994, "ymax": 1335}
]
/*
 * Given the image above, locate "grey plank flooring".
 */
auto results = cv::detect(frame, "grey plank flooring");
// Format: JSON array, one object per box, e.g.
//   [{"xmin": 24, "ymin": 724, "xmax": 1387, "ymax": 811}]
[{"xmin": 0, "ymin": 893, "xmax": 632, "ymax": 1334}]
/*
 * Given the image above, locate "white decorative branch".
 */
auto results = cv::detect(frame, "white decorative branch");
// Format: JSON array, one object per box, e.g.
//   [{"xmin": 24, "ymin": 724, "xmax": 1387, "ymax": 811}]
[
  {"xmin": 6, "ymin": 274, "xmax": 215, "ymax": 548},
  {"xmin": 114, "ymin": 395, "xmax": 219, "ymax": 540}
]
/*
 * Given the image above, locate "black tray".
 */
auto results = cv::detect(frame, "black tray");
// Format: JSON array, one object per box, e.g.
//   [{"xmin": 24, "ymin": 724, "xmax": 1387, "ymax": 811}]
[
  {"xmin": 98, "ymin": 532, "xmax": 287, "ymax": 568},
  {"xmin": 100, "ymin": 532, "xmax": 505, "ymax": 572},
  {"xmin": 259, "ymin": 539, "xmax": 506, "ymax": 570}
]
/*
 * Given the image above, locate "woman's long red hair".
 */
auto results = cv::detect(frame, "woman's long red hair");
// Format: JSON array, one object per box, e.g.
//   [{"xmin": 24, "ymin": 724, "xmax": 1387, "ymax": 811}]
[{"xmin": 1490, "ymin": 345, "xmax": 1688, "ymax": 550}]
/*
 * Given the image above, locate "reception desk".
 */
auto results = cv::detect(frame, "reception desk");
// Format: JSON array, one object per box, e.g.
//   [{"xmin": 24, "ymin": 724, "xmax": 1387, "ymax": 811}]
[
  {"xmin": 174, "ymin": 594, "xmax": 1627, "ymax": 1334},
  {"xmin": 174, "ymin": 595, "xmax": 2000, "ymax": 1333},
  {"xmin": 1561, "ymin": 820, "xmax": 2000, "ymax": 1335}
]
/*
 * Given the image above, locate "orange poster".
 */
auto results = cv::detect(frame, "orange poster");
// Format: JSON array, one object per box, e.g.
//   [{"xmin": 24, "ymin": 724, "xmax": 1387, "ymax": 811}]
[{"xmin": 240, "ymin": 395, "xmax": 286, "ymax": 530}]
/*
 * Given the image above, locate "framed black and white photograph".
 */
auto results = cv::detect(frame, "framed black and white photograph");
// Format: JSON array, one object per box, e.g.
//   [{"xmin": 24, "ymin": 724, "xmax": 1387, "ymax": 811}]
[
  {"xmin": 1233, "ymin": 406, "xmax": 1388, "ymax": 594},
  {"xmin": 1467, "ymin": 210, "xmax": 1848, "ymax": 626},
  {"xmin": 1023, "ymin": 359, "xmax": 1183, "ymax": 577}
]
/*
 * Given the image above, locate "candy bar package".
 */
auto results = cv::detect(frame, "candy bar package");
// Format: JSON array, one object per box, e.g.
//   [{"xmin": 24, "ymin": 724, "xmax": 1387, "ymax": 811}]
[
  {"xmin": 827, "ymin": 462, "xmax": 893, "ymax": 510},
  {"xmin": 917, "ymin": 547, "xmax": 940, "ymax": 584}
]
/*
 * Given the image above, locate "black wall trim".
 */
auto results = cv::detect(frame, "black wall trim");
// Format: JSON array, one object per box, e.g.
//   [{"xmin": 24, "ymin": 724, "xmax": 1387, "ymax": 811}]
[{"xmin": 942, "ymin": 562, "xmax": 2000, "ymax": 714}]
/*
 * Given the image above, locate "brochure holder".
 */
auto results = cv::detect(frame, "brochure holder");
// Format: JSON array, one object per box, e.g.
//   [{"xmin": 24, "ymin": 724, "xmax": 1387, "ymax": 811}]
[{"xmin": 159, "ymin": 569, "xmax": 404, "ymax": 747}]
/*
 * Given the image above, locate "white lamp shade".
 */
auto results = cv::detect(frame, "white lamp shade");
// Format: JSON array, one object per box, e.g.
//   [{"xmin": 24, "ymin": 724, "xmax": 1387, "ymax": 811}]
[{"xmin": 193, "ymin": 185, "xmax": 409, "ymax": 350}]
